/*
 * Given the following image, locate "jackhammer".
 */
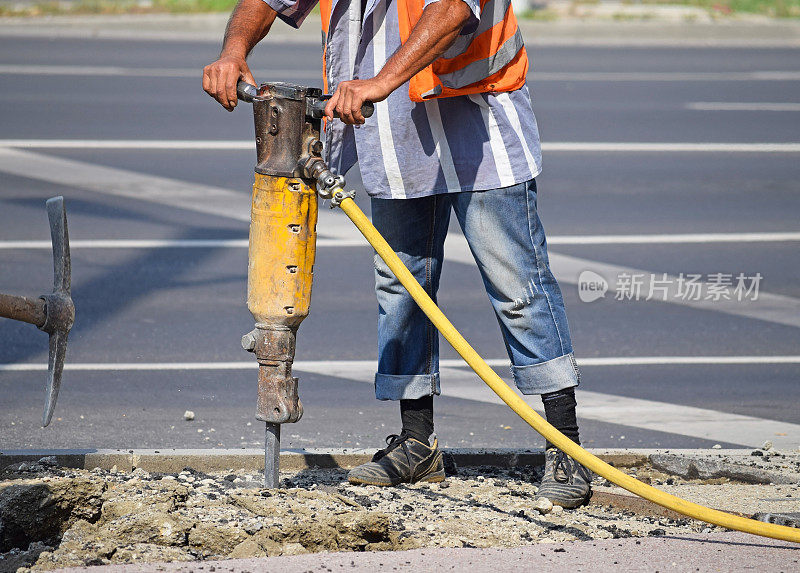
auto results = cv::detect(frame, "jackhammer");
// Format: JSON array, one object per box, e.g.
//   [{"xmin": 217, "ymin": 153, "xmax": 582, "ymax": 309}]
[{"xmin": 236, "ymin": 81, "xmax": 372, "ymax": 487}]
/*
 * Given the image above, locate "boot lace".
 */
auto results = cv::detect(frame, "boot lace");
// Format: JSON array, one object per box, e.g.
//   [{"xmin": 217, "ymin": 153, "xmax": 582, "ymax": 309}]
[
  {"xmin": 372, "ymin": 432, "xmax": 411, "ymax": 462},
  {"xmin": 552, "ymin": 450, "xmax": 574, "ymax": 484}
]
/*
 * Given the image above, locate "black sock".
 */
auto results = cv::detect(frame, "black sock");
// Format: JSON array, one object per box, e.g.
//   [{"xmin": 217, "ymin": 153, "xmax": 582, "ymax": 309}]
[
  {"xmin": 541, "ymin": 387, "xmax": 580, "ymax": 450},
  {"xmin": 400, "ymin": 395, "xmax": 434, "ymax": 444}
]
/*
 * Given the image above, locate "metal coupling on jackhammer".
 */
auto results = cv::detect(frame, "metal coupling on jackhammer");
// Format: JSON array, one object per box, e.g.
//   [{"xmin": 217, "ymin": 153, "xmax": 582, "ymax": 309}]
[
  {"xmin": 299, "ymin": 152, "xmax": 345, "ymax": 200},
  {"xmin": 298, "ymin": 141, "xmax": 354, "ymax": 206}
]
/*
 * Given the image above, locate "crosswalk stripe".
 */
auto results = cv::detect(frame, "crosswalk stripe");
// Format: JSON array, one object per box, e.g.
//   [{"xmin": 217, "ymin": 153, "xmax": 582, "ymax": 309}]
[
  {"xmin": 3, "ymin": 66, "xmax": 800, "ymax": 82},
  {"xmin": 4, "ymin": 359, "xmax": 794, "ymax": 448},
  {"xmin": 2, "ymin": 149, "xmax": 798, "ymax": 330},
  {"xmin": 2, "ymin": 140, "xmax": 799, "ymax": 153},
  {"xmin": 3, "ymin": 232, "xmax": 800, "ymax": 250},
  {"xmin": 1, "ymin": 356, "xmax": 798, "ymax": 372}
]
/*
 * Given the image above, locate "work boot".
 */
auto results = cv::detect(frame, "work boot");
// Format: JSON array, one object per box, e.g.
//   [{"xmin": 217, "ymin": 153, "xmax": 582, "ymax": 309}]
[
  {"xmin": 348, "ymin": 432, "xmax": 445, "ymax": 486},
  {"xmin": 534, "ymin": 448, "xmax": 593, "ymax": 508}
]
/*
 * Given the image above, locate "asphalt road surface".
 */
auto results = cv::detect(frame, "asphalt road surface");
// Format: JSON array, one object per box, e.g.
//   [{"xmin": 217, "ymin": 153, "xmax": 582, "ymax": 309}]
[{"xmin": 1, "ymin": 32, "xmax": 799, "ymax": 454}]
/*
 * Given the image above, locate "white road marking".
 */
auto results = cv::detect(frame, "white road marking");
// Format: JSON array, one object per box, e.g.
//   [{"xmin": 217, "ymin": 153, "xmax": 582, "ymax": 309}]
[
  {"xmin": 0, "ymin": 140, "xmax": 254, "ymax": 150},
  {"xmin": 2, "ymin": 356, "xmax": 798, "ymax": 372},
  {"xmin": 3, "ymin": 232, "xmax": 800, "ymax": 250},
  {"xmin": 543, "ymin": 142, "xmax": 800, "ymax": 153},
  {"xmin": 547, "ymin": 232, "xmax": 800, "ymax": 245},
  {"xmin": 435, "ymin": 370, "xmax": 800, "ymax": 450},
  {"xmin": 438, "ymin": 231, "xmax": 800, "ymax": 330},
  {"xmin": 575, "ymin": 356, "xmax": 800, "ymax": 365},
  {"xmin": 2, "ymin": 149, "xmax": 798, "ymax": 328},
  {"xmin": 0, "ymin": 239, "xmax": 364, "ymax": 249},
  {"xmin": 533, "ymin": 71, "xmax": 800, "ymax": 81},
  {"xmin": 2, "ymin": 140, "xmax": 799, "ymax": 153},
  {"xmin": 0, "ymin": 148, "xmax": 252, "ymax": 222},
  {"xmin": 548, "ymin": 251, "xmax": 800, "ymax": 329},
  {"xmin": 572, "ymin": 390, "xmax": 800, "ymax": 450},
  {"xmin": 0, "ymin": 362, "xmax": 256, "ymax": 372},
  {"xmin": 293, "ymin": 363, "xmax": 800, "ymax": 450},
  {"xmin": 0, "ymin": 148, "xmax": 362, "ymax": 244},
  {"xmin": 3, "ymin": 358, "xmax": 797, "ymax": 448},
  {"xmin": 687, "ymin": 102, "xmax": 800, "ymax": 112},
  {"xmin": 3, "ymin": 65, "xmax": 800, "ymax": 82},
  {"xmin": 0, "ymin": 64, "xmax": 316, "ymax": 79}
]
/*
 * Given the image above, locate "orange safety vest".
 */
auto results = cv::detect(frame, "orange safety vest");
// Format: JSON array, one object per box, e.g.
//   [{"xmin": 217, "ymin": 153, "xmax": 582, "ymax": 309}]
[{"xmin": 319, "ymin": 0, "xmax": 528, "ymax": 102}]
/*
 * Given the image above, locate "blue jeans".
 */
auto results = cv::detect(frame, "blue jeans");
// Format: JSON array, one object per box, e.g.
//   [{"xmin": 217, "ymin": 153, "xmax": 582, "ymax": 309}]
[{"xmin": 371, "ymin": 178, "xmax": 580, "ymax": 401}]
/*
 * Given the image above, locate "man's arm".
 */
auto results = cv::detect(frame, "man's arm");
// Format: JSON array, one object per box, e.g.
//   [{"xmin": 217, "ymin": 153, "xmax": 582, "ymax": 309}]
[
  {"xmin": 203, "ymin": 0, "xmax": 278, "ymax": 111},
  {"xmin": 324, "ymin": 0, "xmax": 472, "ymax": 125}
]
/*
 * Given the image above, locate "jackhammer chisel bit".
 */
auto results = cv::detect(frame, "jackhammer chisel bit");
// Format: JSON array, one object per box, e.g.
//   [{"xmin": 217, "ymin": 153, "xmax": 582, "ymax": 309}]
[
  {"xmin": 0, "ymin": 196, "xmax": 74, "ymax": 427},
  {"xmin": 236, "ymin": 81, "xmax": 373, "ymax": 487}
]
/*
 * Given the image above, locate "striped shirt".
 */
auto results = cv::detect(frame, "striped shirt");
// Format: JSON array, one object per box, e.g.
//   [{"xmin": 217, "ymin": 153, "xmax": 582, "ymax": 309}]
[{"xmin": 266, "ymin": 0, "xmax": 542, "ymax": 199}]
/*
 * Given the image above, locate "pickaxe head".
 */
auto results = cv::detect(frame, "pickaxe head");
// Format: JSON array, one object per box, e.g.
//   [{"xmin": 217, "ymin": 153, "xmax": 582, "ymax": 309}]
[{"xmin": 38, "ymin": 196, "xmax": 74, "ymax": 427}]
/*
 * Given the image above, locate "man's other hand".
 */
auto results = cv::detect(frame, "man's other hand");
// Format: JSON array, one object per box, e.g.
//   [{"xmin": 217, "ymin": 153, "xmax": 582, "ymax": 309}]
[
  {"xmin": 324, "ymin": 78, "xmax": 391, "ymax": 125},
  {"xmin": 203, "ymin": 55, "xmax": 256, "ymax": 111}
]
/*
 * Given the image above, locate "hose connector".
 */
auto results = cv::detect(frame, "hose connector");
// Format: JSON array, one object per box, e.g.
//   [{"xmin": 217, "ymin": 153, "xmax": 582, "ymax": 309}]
[
  {"xmin": 330, "ymin": 188, "xmax": 356, "ymax": 208},
  {"xmin": 298, "ymin": 153, "xmax": 345, "ymax": 200}
]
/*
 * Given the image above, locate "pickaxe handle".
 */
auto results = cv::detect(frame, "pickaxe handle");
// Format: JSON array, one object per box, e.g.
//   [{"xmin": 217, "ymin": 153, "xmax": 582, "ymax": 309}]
[{"xmin": 0, "ymin": 293, "xmax": 46, "ymax": 327}]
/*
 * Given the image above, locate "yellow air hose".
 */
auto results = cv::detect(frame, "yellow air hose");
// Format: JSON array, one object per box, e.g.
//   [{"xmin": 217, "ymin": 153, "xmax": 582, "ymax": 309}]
[{"xmin": 335, "ymin": 194, "xmax": 800, "ymax": 544}]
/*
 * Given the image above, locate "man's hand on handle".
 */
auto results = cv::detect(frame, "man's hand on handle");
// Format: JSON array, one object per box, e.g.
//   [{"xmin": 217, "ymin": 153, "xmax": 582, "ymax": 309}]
[
  {"xmin": 203, "ymin": 56, "xmax": 256, "ymax": 111},
  {"xmin": 323, "ymin": 0, "xmax": 471, "ymax": 125},
  {"xmin": 324, "ymin": 78, "xmax": 391, "ymax": 125},
  {"xmin": 202, "ymin": 0, "xmax": 276, "ymax": 111}
]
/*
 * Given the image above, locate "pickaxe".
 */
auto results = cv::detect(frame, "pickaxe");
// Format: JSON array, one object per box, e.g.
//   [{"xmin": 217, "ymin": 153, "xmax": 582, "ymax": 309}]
[{"xmin": 0, "ymin": 196, "xmax": 73, "ymax": 427}]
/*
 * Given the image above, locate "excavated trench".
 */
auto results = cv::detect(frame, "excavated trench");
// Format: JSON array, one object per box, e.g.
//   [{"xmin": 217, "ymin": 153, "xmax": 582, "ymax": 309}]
[{"xmin": 1, "ymin": 453, "xmax": 798, "ymax": 572}]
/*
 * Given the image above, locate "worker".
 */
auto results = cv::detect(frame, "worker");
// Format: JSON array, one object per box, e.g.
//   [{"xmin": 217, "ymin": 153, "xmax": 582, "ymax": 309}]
[{"xmin": 203, "ymin": 0, "xmax": 592, "ymax": 509}]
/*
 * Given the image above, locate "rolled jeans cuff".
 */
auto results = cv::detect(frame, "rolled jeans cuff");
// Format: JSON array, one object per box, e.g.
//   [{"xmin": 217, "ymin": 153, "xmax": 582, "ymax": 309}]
[
  {"xmin": 374, "ymin": 372, "xmax": 441, "ymax": 401},
  {"xmin": 512, "ymin": 353, "xmax": 580, "ymax": 395}
]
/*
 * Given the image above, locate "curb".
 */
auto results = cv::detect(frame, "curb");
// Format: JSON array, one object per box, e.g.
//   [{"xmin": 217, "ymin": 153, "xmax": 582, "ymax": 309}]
[
  {"xmin": 0, "ymin": 447, "xmax": 556, "ymax": 473},
  {"xmin": 3, "ymin": 447, "xmax": 796, "ymax": 480},
  {"xmin": 4, "ymin": 448, "xmax": 797, "ymax": 484},
  {"xmin": 0, "ymin": 447, "xmax": 656, "ymax": 473}
]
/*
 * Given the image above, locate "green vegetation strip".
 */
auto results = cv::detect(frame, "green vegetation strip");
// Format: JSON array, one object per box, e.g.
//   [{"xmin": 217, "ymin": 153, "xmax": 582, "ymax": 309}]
[
  {"xmin": 0, "ymin": 0, "xmax": 797, "ymax": 20},
  {"xmin": 637, "ymin": 0, "xmax": 800, "ymax": 18},
  {"xmin": 0, "ymin": 0, "xmax": 239, "ymax": 17}
]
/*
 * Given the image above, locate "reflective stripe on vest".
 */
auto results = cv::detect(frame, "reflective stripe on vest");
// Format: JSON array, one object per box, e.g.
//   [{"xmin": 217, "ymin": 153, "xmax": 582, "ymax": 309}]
[
  {"xmin": 400, "ymin": 0, "xmax": 527, "ymax": 101},
  {"xmin": 437, "ymin": 27, "xmax": 524, "ymax": 89},
  {"xmin": 318, "ymin": 0, "xmax": 527, "ymax": 102}
]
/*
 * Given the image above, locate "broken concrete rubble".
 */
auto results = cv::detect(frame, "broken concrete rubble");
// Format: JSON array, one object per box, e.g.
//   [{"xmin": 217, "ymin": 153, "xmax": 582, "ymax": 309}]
[{"xmin": 0, "ymin": 452, "xmax": 797, "ymax": 572}]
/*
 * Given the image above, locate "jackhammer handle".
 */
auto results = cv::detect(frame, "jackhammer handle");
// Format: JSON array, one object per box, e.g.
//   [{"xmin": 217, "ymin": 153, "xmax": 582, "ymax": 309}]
[
  {"xmin": 309, "ymin": 98, "xmax": 374, "ymax": 120},
  {"xmin": 237, "ymin": 81, "xmax": 259, "ymax": 103},
  {"xmin": 236, "ymin": 81, "xmax": 374, "ymax": 119}
]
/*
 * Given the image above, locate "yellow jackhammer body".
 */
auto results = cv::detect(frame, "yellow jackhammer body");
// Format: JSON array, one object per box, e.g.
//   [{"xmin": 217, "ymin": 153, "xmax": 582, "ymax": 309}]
[
  {"xmin": 238, "ymin": 81, "xmax": 368, "ymax": 486},
  {"xmin": 245, "ymin": 173, "xmax": 316, "ymax": 426}
]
